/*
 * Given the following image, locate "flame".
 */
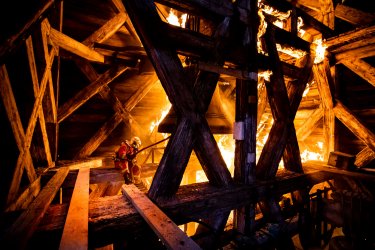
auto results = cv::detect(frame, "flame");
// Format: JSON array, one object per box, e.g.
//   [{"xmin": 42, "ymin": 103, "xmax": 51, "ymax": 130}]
[
  {"xmin": 257, "ymin": 9, "xmax": 267, "ymax": 54},
  {"xmin": 259, "ymin": 70, "xmax": 273, "ymax": 82},
  {"xmin": 276, "ymin": 43, "xmax": 307, "ymax": 59},
  {"xmin": 300, "ymin": 141, "xmax": 324, "ymax": 162},
  {"xmin": 216, "ymin": 135, "xmax": 235, "ymax": 174},
  {"xmin": 166, "ymin": 9, "xmax": 187, "ymax": 28},
  {"xmin": 149, "ymin": 96, "xmax": 172, "ymax": 134},
  {"xmin": 313, "ymin": 39, "xmax": 327, "ymax": 64},
  {"xmin": 196, "ymin": 170, "xmax": 208, "ymax": 183},
  {"xmin": 297, "ymin": 17, "xmax": 306, "ymax": 38},
  {"xmin": 303, "ymin": 80, "xmax": 314, "ymax": 97}
]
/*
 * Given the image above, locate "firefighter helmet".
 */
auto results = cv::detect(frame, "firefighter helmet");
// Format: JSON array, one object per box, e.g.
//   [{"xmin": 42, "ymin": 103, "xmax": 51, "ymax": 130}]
[{"xmin": 130, "ymin": 136, "xmax": 141, "ymax": 149}]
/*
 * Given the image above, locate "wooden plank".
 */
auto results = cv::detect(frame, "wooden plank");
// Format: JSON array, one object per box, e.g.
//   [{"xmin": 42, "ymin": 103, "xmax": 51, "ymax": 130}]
[
  {"xmin": 46, "ymin": 25, "xmax": 104, "ymax": 63},
  {"xmin": 61, "ymin": 158, "xmax": 103, "ymax": 170},
  {"xmin": 319, "ymin": 0, "xmax": 334, "ymax": 29},
  {"xmin": 122, "ymin": 184, "xmax": 201, "ymax": 250},
  {"xmin": 83, "ymin": 12, "xmax": 128, "ymax": 48},
  {"xmin": 341, "ymin": 59, "xmax": 375, "ymax": 88},
  {"xmin": 334, "ymin": 100, "xmax": 375, "ymax": 152},
  {"xmin": 59, "ymin": 168, "xmax": 90, "ymax": 250},
  {"xmin": 355, "ymin": 147, "xmax": 375, "ymax": 168},
  {"xmin": 0, "ymin": 0, "xmax": 53, "ymax": 64},
  {"xmin": 1, "ymin": 167, "xmax": 69, "ymax": 249},
  {"xmin": 57, "ymin": 64, "xmax": 129, "ymax": 123}
]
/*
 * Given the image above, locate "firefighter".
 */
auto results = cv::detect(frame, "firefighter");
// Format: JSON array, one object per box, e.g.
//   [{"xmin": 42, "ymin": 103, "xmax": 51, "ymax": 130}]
[
  {"xmin": 113, "ymin": 137, "xmax": 142, "ymax": 184},
  {"xmin": 127, "ymin": 136, "xmax": 142, "ymax": 184},
  {"xmin": 114, "ymin": 140, "xmax": 132, "ymax": 184}
]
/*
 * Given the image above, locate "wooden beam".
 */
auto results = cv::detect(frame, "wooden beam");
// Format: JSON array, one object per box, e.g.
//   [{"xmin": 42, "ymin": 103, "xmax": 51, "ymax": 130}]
[
  {"xmin": 122, "ymin": 184, "xmax": 201, "ymax": 250},
  {"xmin": 125, "ymin": 0, "xmax": 231, "ymax": 201},
  {"xmin": 313, "ymin": 60, "xmax": 335, "ymax": 160},
  {"xmin": 0, "ymin": 0, "xmax": 53, "ymax": 64},
  {"xmin": 304, "ymin": 161, "xmax": 375, "ymax": 181},
  {"xmin": 341, "ymin": 59, "xmax": 375, "ymax": 88},
  {"xmin": 296, "ymin": 106, "xmax": 323, "ymax": 141},
  {"xmin": 264, "ymin": 0, "xmax": 335, "ymax": 38},
  {"xmin": 26, "ymin": 36, "xmax": 53, "ymax": 167},
  {"xmin": 355, "ymin": 147, "xmax": 375, "ymax": 168},
  {"xmin": 45, "ymin": 23, "xmax": 105, "ymax": 63},
  {"xmin": 83, "ymin": 12, "xmax": 128, "ymax": 48},
  {"xmin": 0, "ymin": 65, "xmax": 36, "ymax": 204},
  {"xmin": 111, "ymin": 0, "xmax": 142, "ymax": 43},
  {"xmin": 1, "ymin": 167, "xmax": 69, "ymax": 249},
  {"xmin": 86, "ymin": 170, "xmax": 332, "ymax": 239},
  {"xmin": 60, "ymin": 168, "xmax": 90, "ymax": 250},
  {"xmin": 5, "ymin": 176, "xmax": 41, "ymax": 212},
  {"xmin": 325, "ymin": 25, "xmax": 375, "ymax": 49},
  {"xmin": 319, "ymin": 0, "xmax": 334, "ymax": 29},
  {"xmin": 335, "ymin": 44, "xmax": 375, "ymax": 63},
  {"xmin": 335, "ymin": 4, "xmax": 375, "ymax": 26},
  {"xmin": 57, "ymin": 64, "xmax": 129, "ymax": 123},
  {"xmin": 334, "ymin": 100, "xmax": 375, "ymax": 152},
  {"xmin": 74, "ymin": 75, "xmax": 157, "ymax": 158}
]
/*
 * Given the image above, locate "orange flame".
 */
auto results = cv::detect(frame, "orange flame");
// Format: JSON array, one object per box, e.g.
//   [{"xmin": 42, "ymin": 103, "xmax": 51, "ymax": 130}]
[
  {"xmin": 166, "ymin": 9, "xmax": 187, "ymax": 28},
  {"xmin": 313, "ymin": 39, "xmax": 327, "ymax": 64}
]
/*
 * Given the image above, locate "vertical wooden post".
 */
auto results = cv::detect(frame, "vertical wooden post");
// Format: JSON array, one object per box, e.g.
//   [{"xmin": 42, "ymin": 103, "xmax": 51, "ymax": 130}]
[{"xmin": 233, "ymin": 0, "xmax": 258, "ymax": 236}]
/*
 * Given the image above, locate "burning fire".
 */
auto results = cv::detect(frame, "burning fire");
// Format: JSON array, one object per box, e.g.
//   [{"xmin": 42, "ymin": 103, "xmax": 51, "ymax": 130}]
[
  {"xmin": 301, "ymin": 141, "xmax": 324, "ymax": 162},
  {"xmin": 166, "ymin": 9, "xmax": 187, "ymax": 28},
  {"xmin": 297, "ymin": 17, "xmax": 306, "ymax": 38},
  {"xmin": 313, "ymin": 39, "xmax": 327, "ymax": 64},
  {"xmin": 259, "ymin": 70, "xmax": 273, "ymax": 82},
  {"xmin": 149, "ymin": 96, "xmax": 172, "ymax": 134},
  {"xmin": 276, "ymin": 43, "xmax": 306, "ymax": 59},
  {"xmin": 216, "ymin": 135, "xmax": 235, "ymax": 174}
]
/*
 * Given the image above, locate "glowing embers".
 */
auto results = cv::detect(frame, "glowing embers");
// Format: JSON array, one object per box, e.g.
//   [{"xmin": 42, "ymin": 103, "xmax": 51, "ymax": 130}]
[
  {"xmin": 166, "ymin": 9, "xmax": 187, "ymax": 28},
  {"xmin": 313, "ymin": 39, "xmax": 327, "ymax": 64}
]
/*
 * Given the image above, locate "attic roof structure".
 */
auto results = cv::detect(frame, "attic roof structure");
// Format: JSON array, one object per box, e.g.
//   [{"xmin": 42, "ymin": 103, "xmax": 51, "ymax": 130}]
[{"xmin": 0, "ymin": 0, "xmax": 375, "ymax": 249}]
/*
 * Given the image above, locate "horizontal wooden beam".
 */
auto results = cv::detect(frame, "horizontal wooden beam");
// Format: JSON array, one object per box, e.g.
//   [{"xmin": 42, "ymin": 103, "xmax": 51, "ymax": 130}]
[
  {"xmin": 56, "ymin": 158, "xmax": 103, "ymax": 170},
  {"xmin": 0, "ymin": 167, "xmax": 69, "ymax": 249},
  {"xmin": 122, "ymin": 184, "xmax": 201, "ymax": 250},
  {"xmin": 87, "ymin": 170, "xmax": 332, "ymax": 240},
  {"xmin": 304, "ymin": 161, "xmax": 375, "ymax": 181}
]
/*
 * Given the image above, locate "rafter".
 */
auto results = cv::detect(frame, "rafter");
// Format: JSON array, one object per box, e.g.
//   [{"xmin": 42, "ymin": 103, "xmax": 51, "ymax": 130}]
[
  {"xmin": 74, "ymin": 74, "xmax": 157, "ymax": 159},
  {"xmin": 42, "ymin": 20, "xmax": 105, "ymax": 63},
  {"xmin": 296, "ymin": 106, "xmax": 323, "ymax": 141},
  {"xmin": 57, "ymin": 64, "xmax": 129, "ymax": 123},
  {"xmin": 83, "ymin": 12, "xmax": 128, "ymax": 48},
  {"xmin": 341, "ymin": 59, "xmax": 375, "ymax": 88},
  {"xmin": 355, "ymin": 147, "xmax": 375, "ymax": 168},
  {"xmin": 0, "ymin": 65, "xmax": 37, "ymax": 204},
  {"xmin": 26, "ymin": 36, "xmax": 53, "ymax": 167},
  {"xmin": 334, "ymin": 100, "xmax": 375, "ymax": 153}
]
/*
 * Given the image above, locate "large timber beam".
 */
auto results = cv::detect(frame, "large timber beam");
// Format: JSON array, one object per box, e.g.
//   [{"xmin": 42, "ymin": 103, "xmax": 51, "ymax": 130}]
[{"xmin": 341, "ymin": 59, "xmax": 375, "ymax": 88}]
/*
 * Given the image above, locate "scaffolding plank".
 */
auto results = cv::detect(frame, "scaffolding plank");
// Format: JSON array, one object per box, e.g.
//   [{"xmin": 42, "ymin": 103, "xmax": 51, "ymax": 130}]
[
  {"xmin": 122, "ymin": 184, "xmax": 201, "ymax": 250},
  {"xmin": 59, "ymin": 168, "xmax": 90, "ymax": 250}
]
